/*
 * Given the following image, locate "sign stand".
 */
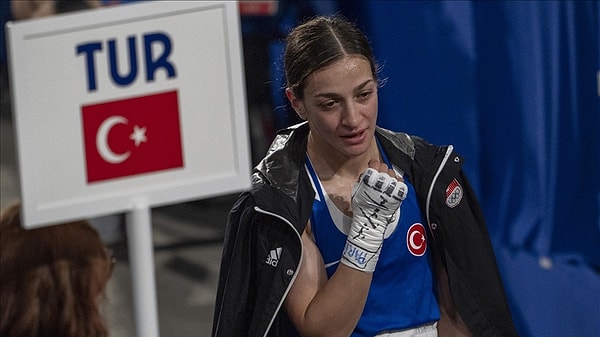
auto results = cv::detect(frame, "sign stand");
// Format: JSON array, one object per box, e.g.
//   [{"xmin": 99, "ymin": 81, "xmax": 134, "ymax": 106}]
[{"xmin": 126, "ymin": 200, "xmax": 160, "ymax": 337}]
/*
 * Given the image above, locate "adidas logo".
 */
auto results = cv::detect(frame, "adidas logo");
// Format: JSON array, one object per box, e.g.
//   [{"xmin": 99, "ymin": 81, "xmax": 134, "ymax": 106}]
[{"xmin": 266, "ymin": 247, "xmax": 282, "ymax": 267}]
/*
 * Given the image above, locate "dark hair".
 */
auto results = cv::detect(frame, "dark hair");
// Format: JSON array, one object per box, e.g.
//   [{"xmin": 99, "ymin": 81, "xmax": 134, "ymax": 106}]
[
  {"xmin": 55, "ymin": 0, "xmax": 95, "ymax": 14},
  {"xmin": 0, "ymin": 202, "xmax": 113, "ymax": 337},
  {"xmin": 284, "ymin": 15, "xmax": 379, "ymax": 99}
]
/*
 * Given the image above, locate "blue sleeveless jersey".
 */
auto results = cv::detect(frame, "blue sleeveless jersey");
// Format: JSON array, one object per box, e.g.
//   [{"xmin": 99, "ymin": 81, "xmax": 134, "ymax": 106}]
[{"xmin": 304, "ymin": 140, "xmax": 440, "ymax": 336}]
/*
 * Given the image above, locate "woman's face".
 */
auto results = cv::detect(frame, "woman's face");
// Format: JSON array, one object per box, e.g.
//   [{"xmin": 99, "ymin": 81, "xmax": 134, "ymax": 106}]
[{"xmin": 287, "ymin": 56, "xmax": 378, "ymax": 159}]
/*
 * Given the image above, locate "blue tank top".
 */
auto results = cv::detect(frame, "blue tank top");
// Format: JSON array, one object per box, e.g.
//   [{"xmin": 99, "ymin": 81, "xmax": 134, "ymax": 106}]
[{"xmin": 304, "ymin": 139, "xmax": 440, "ymax": 336}]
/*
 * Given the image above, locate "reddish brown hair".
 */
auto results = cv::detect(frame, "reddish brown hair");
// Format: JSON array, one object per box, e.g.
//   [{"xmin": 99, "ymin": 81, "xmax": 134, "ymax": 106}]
[{"xmin": 0, "ymin": 202, "xmax": 113, "ymax": 337}]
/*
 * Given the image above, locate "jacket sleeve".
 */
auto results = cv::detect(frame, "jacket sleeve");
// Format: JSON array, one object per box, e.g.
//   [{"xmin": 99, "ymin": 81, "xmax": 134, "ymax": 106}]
[
  {"xmin": 429, "ymin": 155, "xmax": 519, "ymax": 337},
  {"xmin": 211, "ymin": 190, "xmax": 303, "ymax": 337},
  {"xmin": 212, "ymin": 192, "xmax": 255, "ymax": 337}
]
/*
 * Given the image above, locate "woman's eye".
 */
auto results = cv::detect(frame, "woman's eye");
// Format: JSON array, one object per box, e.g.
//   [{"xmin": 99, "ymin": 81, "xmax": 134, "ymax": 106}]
[
  {"xmin": 358, "ymin": 91, "xmax": 372, "ymax": 100},
  {"xmin": 320, "ymin": 100, "xmax": 338, "ymax": 109}
]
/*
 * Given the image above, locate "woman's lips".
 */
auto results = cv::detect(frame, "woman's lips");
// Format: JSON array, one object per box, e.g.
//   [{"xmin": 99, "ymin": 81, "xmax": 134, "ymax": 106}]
[{"xmin": 341, "ymin": 129, "xmax": 367, "ymax": 145}]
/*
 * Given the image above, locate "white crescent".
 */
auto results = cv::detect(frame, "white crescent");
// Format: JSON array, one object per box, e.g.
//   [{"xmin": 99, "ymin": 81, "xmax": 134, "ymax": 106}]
[
  {"xmin": 409, "ymin": 230, "xmax": 423, "ymax": 250},
  {"xmin": 96, "ymin": 115, "xmax": 130, "ymax": 164}
]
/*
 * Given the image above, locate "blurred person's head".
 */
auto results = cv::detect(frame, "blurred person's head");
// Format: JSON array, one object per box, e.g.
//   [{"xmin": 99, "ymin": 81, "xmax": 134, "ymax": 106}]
[
  {"xmin": 0, "ymin": 202, "xmax": 113, "ymax": 337},
  {"xmin": 11, "ymin": 0, "xmax": 102, "ymax": 20}
]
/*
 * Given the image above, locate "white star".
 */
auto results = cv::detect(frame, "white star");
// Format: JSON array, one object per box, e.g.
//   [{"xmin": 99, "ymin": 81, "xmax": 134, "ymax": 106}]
[{"xmin": 129, "ymin": 125, "xmax": 147, "ymax": 147}]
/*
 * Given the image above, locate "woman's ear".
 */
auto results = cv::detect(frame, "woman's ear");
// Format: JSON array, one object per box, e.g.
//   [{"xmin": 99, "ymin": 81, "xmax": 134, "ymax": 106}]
[{"xmin": 286, "ymin": 88, "xmax": 307, "ymax": 120}]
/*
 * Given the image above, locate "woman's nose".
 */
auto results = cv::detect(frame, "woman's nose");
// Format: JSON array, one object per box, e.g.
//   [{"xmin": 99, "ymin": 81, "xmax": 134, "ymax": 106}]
[{"xmin": 341, "ymin": 102, "xmax": 361, "ymax": 128}]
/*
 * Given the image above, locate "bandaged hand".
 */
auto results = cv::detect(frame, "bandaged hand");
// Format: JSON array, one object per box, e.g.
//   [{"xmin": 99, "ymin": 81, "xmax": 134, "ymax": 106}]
[{"xmin": 341, "ymin": 167, "xmax": 408, "ymax": 272}]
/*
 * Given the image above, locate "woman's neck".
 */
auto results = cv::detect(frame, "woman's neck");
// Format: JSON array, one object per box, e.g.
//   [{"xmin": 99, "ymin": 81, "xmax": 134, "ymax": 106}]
[{"xmin": 306, "ymin": 133, "xmax": 380, "ymax": 182}]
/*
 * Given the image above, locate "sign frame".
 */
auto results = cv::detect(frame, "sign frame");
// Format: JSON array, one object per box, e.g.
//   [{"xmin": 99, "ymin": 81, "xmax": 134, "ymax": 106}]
[{"xmin": 6, "ymin": 1, "xmax": 251, "ymax": 229}]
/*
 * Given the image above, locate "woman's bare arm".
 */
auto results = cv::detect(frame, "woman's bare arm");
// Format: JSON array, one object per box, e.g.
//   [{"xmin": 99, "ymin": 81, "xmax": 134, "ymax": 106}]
[{"xmin": 284, "ymin": 227, "xmax": 372, "ymax": 337}]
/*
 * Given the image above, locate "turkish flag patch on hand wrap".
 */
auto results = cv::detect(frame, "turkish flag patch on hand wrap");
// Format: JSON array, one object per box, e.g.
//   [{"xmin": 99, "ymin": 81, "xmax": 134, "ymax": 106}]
[{"xmin": 82, "ymin": 90, "xmax": 183, "ymax": 183}]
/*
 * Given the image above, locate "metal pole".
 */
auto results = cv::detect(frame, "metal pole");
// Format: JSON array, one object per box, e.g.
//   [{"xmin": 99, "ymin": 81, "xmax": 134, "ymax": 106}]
[{"xmin": 126, "ymin": 200, "xmax": 160, "ymax": 337}]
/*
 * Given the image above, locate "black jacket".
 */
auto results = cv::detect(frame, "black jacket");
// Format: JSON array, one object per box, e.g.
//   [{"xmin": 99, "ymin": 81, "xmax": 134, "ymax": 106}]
[{"xmin": 212, "ymin": 122, "xmax": 518, "ymax": 337}]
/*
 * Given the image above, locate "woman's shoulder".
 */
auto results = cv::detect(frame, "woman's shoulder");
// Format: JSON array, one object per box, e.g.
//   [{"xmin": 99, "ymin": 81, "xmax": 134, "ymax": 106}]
[
  {"xmin": 376, "ymin": 126, "xmax": 451, "ymax": 154},
  {"xmin": 376, "ymin": 126, "xmax": 417, "ymax": 158},
  {"xmin": 376, "ymin": 126, "xmax": 434, "ymax": 146}
]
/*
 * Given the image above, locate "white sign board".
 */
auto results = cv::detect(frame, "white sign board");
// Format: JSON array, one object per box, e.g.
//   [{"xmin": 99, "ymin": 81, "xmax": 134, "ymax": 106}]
[{"xmin": 7, "ymin": 1, "xmax": 251, "ymax": 228}]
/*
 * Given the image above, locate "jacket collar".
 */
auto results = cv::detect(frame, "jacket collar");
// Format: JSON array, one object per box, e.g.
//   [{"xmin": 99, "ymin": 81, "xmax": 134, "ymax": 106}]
[{"xmin": 253, "ymin": 122, "xmax": 310, "ymax": 202}]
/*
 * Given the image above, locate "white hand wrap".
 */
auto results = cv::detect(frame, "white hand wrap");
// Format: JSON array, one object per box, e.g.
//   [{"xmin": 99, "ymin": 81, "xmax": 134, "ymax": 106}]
[{"xmin": 341, "ymin": 168, "xmax": 408, "ymax": 272}]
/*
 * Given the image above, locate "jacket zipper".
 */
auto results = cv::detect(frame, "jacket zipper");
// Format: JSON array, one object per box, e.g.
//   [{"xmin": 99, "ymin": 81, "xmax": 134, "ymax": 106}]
[
  {"xmin": 425, "ymin": 145, "xmax": 454, "ymax": 240},
  {"xmin": 254, "ymin": 206, "xmax": 303, "ymax": 337}
]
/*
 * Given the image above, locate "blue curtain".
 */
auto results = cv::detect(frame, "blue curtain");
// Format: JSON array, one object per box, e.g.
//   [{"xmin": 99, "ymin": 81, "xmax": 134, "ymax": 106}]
[
  {"xmin": 472, "ymin": 0, "xmax": 599, "ymax": 267},
  {"xmin": 339, "ymin": 1, "xmax": 600, "ymax": 336}
]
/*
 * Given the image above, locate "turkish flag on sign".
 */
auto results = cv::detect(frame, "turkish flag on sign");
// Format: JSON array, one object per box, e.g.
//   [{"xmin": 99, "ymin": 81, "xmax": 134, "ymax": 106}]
[{"xmin": 81, "ymin": 90, "xmax": 184, "ymax": 183}]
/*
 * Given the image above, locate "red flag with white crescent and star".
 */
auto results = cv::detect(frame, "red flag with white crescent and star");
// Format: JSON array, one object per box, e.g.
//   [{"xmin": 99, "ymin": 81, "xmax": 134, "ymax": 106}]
[
  {"xmin": 81, "ymin": 90, "xmax": 184, "ymax": 183},
  {"xmin": 406, "ymin": 223, "xmax": 427, "ymax": 256}
]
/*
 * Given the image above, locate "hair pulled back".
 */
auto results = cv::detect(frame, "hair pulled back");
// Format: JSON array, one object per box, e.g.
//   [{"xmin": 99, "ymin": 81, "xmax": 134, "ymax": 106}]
[{"xmin": 284, "ymin": 15, "xmax": 378, "ymax": 99}]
